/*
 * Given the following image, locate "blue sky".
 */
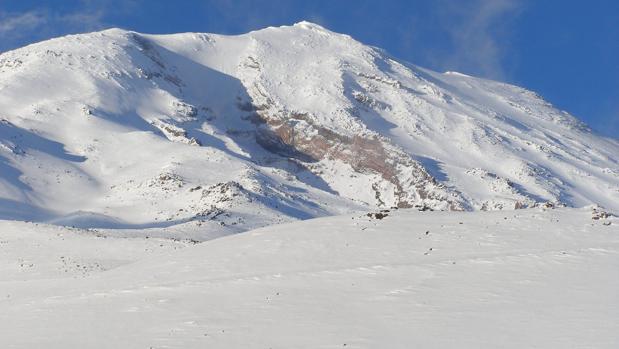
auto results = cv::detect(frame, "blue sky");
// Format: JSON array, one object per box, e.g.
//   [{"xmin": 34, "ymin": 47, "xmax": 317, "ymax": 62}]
[{"xmin": 1, "ymin": 0, "xmax": 617, "ymax": 138}]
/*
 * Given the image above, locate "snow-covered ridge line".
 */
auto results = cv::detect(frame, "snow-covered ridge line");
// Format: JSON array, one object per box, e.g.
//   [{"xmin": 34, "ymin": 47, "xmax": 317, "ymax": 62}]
[{"xmin": 0, "ymin": 22, "xmax": 618, "ymax": 232}]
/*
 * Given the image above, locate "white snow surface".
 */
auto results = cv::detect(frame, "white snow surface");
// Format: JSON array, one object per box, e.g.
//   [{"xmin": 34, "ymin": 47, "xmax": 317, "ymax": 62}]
[
  {"xmin": 0, "ymin": 22, "xmax": 618, "ymax": 233},
  {"xmin": 1, "ymin": 206, "xmax": 617, "ymax": 348}
]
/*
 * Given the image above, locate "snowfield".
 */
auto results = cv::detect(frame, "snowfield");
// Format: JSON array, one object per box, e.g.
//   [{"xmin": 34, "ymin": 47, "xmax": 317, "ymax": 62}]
[{"xmin": 1, "ymin": 207, "xmax": 617, "ymax": 348}]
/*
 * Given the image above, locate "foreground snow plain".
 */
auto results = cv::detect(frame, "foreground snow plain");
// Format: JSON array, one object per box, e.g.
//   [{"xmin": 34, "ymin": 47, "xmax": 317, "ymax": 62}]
[{"xmin": 1, "ymin": 206, "xmax": 617, "ymax": 348}]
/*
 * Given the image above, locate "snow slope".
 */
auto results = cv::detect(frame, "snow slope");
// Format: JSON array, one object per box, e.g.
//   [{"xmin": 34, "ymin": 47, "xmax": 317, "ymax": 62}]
[
  {"xmin": 1, "ymin": 206, "xmax": 617, "ymax": 348},
  {"xmin": 0, "ymin": 22, "xmax": 618, "ymax": 233}
]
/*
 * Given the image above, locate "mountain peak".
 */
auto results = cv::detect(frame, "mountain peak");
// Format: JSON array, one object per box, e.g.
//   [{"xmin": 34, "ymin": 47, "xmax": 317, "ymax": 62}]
[
  {"xmin": 99, "ymin": 27, "xmax": 131, "ymax": 35},
  {"xmin": 292, "ymin": 20, "xmax": 330, "ymax": 31}
]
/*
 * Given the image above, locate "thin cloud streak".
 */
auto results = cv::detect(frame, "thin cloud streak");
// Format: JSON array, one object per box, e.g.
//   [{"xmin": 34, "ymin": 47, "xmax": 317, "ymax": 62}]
[
  {"xmin": 429, "ymin": 0, "xmax": 524, "ymax": 80},
  {"xmin": 0, "ymin": 11, "xmax": 46, "ymax": 38},
  {"xmin": 0, "ymin": 1, "xmax": 138, "ymax": 52}
]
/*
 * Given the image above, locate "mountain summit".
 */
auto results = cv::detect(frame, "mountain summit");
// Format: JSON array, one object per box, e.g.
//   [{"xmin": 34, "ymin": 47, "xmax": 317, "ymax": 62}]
[{"xmin": 1, "ymin": 22, "xmax": 617, "ymax": 233}]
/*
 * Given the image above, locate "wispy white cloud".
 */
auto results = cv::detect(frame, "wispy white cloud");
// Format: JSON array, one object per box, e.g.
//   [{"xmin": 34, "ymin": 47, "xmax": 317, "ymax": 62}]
[
  {"xmin": 0, "ymin": 11, "xmax": 46, "ymax": 39},
  {"xmin": 428, "ymin": 0, "xmax": 524, "ymax": 80},
  {"xmin": 200, "ymin": 0, "xmax": 290, "ymax": 31},
  {"xmin": 0, "ymin": 0, "xmax": 137, "ymax": 51},
  {"xmin": 0, "ymin": 9, "xmax": 104, "ymax": 51}
]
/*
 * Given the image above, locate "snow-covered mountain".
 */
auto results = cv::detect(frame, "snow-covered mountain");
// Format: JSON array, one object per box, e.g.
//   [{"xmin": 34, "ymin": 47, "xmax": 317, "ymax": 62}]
[
  {"xmin": 1, "ymin": 21, "xmax": 618, "ymax": 233},
  {"xmin": 1, "ymin": 22, "xmax": 618, "ymax": 348}
]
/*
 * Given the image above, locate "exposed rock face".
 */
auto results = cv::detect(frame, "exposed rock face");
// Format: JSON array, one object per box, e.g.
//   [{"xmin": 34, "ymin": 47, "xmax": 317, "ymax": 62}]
[
  {"xmin": 251, "ymin": 107, "xmax": 463, "ymax": 209},
  {"xmin": 237, "ymin": 49, "xmax": 465, "ymax": 210}
]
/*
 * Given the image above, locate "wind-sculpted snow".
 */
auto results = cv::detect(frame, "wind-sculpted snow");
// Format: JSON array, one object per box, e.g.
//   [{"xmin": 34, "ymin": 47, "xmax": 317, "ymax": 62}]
[
  {"xmin": 1, "ymin": 207, "xmax": 617, "ymax": 347},
  {"xmin": 0, "ymin": 22, "xmax": 618, "ymax": 232}
]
